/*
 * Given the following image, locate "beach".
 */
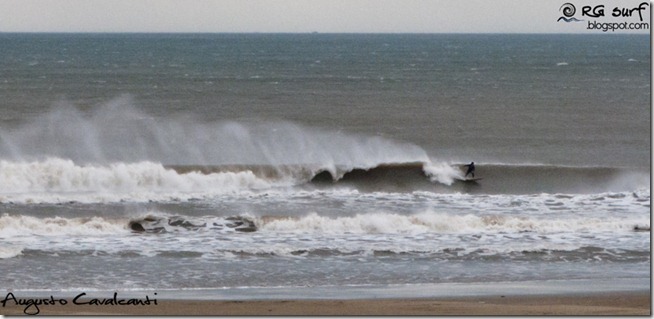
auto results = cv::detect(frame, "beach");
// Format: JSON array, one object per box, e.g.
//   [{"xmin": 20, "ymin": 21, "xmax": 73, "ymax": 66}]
[{"xmin": 1, "ymin": 292, "xmax": 650, "ymax": 316}]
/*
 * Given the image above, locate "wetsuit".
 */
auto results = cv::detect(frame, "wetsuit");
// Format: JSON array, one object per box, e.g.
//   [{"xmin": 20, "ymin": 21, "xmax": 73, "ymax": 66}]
[{"xmin": 464, "ymin": 162, "xmax": 475, "ymax": 178}]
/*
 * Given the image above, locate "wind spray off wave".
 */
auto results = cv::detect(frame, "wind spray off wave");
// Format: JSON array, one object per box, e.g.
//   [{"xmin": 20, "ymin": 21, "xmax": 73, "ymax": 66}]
[{"xmin": 0, "ymin": 96, "xmax": 431, "ymax": 168}]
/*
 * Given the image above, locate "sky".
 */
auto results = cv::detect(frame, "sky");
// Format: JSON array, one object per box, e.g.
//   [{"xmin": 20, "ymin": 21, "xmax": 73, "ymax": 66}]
[{"xmin": 0, "ymin": 0, "xmax": 650, "ymax": 33}]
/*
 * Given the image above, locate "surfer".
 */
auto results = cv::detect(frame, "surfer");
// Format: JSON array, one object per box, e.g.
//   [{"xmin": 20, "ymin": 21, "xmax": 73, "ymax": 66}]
[{"xmin": 464, "ymin": 162, "xmax": 475, "ymax": 178}]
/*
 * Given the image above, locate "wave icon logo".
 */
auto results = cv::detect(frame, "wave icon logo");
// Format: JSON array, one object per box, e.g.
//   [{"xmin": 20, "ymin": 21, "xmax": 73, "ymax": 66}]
[{"xmin": 558, "ymin": 3, "xmax": 583, "ymax": 22}]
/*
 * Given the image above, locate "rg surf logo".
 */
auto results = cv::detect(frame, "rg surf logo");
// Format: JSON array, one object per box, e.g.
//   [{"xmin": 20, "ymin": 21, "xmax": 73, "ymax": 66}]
[{"xmin": 557, "ymin": 2, "xmax": 650, "ymax": 32}]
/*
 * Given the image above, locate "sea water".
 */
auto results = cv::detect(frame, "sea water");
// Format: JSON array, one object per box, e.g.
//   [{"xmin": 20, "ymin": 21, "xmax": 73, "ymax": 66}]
[{"xmin": 0, "ymin": 33, "xmax": 649, "ymax": 298}]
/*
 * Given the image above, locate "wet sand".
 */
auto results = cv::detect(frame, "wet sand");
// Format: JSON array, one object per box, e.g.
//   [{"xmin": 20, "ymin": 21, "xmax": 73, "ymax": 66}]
[{"xmin": 1, "ymin": 292, "xmax": 650, "ymax": 316}]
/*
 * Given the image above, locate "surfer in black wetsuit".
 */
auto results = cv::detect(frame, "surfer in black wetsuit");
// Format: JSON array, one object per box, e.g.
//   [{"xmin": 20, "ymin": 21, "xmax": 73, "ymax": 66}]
[{"xmin": 464, "ymin": 162, "xmax": 475, "ymax": 178}]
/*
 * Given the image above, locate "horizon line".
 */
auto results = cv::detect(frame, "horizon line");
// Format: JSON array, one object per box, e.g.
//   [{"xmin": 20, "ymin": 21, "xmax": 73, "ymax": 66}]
[{"xmin": 0, "ymin": 31, "xmax": 650, "ymax": 35}]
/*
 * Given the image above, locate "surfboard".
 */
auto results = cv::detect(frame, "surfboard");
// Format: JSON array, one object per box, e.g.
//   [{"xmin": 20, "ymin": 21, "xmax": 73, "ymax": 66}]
[{"xmin": 463, "ymin": 177, "xmax": 483, "ymax": 182}]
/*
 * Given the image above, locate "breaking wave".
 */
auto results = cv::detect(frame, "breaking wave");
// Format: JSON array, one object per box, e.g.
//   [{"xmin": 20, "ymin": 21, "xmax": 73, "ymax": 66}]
[
  {"xmin": 0, "ymin": 98, "xmax": 647, "ymax": 204},
  {"xmin": 0, "ymin": 157, "xmax": 648, "ymax": 204},
  {"xmin": 0, "ymin": 158, "xmax": 273, "ymax": 203},
  {"xmin": 1, "ymin": 209, "xmax": 648, "ymax": 262}
]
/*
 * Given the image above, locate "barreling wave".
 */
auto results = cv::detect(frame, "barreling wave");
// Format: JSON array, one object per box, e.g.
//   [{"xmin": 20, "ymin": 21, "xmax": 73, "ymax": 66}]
[
  {"xmin": 340, "ymin": 162, "xmax": 648, "ymax": 194},
  {"xmin": 169, "ymin": 162, "xmax": 649, "ymax": 194},
  {"xmin": 0, "ymin": 158, "xmax": 649, "ymax": 204},
  {"xmin": 1, "ymin": 98, "xmax": 646, "ymax": 202},
  {"xmin": 168, "ymin": 161, "xmax": 460, "ymax": 189}
]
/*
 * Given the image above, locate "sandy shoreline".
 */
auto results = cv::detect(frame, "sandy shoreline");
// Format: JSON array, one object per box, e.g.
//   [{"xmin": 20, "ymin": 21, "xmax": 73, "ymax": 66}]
[{"xmin": 1, "ymin": 291, "xmax": 650, "ymax": 316}]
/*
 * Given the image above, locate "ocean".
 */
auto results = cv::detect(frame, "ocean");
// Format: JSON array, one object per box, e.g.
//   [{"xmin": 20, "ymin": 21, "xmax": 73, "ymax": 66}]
[{"xmin": 0, "ymin": 33, "xmax": 650, "ymax": 299}]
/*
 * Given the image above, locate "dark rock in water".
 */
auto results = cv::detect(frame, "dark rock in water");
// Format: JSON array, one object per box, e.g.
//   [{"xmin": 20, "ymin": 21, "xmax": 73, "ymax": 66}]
[
  {"xmin": 129, "ymin": 221, "xmax": 145, "ymax": 232},
  {"xmin": 128, "ymin": 220, "xmax": 166, "ymax": 233},
  {"xmin": 182, "ymin": 221, "xmax": 206, "ymax": 229},
  {"xmin": 130, "ymin": 215, "xmax": 256, "ymax": 233},
  {"xmin": 129, "ymin": 215, "xmax": 167, "ymax": 233},
  {"xmin": 235, "ymin": 226, "xmax": 257, "ymax": 232},
  {"xmin": 167, "ymin": 216, "xmax": 206, "ymax": 229},
  {"xmin": 168, "ymin": 218, "xmax": 184, "ymax": 227},
  {"xmin": 225, "ymin": 216, "xmax": 257, "ymax": 232},
  {"xmin": 633, "ymin": 226, "xmax": 650, "ymax": 232}
]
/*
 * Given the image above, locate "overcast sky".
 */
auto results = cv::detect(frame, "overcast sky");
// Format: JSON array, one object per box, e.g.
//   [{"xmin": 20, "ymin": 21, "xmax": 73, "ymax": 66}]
[{"xmin": 0, "ymin": 0, "xmax": 650, "ymax": 33}]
